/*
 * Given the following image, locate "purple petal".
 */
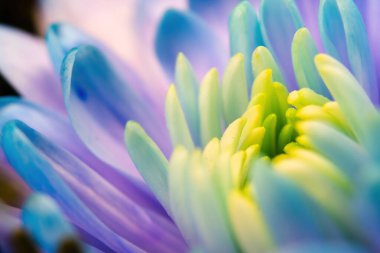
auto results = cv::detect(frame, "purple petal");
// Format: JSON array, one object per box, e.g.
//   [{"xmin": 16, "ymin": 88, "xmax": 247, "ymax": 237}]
[
  {"xmin": 61, "ymin": 45, "xmax": 171, "ymax": 176},
  {"xmin": 2, "ymin": 121, "xmax": 187, "ymax": 252},
  {"xmin": 155, "ymin": 9, "xmax": 228, "ymax": 80},
  {"xmin": 0, "ymin": 25, "xmax": 64, "ymax": 112},
  {"xmin": 0, "ymin": 97, "xmax": 166, "ymax": 217}
]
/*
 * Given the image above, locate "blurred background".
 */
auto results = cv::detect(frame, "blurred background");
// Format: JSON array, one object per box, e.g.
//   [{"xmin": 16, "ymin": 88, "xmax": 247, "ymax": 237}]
[{"xmin": 0, "ymin": 0, "xmax": 37, "ymax": 96}]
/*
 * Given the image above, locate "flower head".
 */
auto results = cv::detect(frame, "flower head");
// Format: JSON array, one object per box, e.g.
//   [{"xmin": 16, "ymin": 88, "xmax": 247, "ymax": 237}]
[{"xmin": 0, "ymin": 0, "xmax": 380, "ymax": 252}]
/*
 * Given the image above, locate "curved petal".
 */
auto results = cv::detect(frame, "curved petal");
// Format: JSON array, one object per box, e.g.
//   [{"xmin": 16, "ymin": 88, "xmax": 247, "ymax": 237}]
[
  {"xmin": 39, "ymin": 0, "xmax": 185, "ymax": 94},
  {"xmin": 2, "ymin": 121, "xmax": 187, "ymax": 253},
  {"xmin": 61, "ymin": 45, "xmax": 171, "ymax": 175},
  {"xmin": 0, "ymin": 98, "xmax": 164, "ymax": 216},
  {"xmin": 0, "ymin": 25, "xmax": 63, "ymax": 112},
  {"xmin": 155, "ymin": 9, "xmax": 228, "ymax": 80},
  {"xmin": 260, "ymin": 0, "xmax": 303, "ymax": 90},
  {"xmin": 21, "ymin": 193, "xmax": 79, "ymax": 253}
]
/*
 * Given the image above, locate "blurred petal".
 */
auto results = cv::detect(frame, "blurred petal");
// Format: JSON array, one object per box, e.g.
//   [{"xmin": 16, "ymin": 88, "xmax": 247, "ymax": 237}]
[
  {"xmin": 260, "ymin": 0, "xmax": 303, "ymax": 89},
  {"xmin": 274, "ymin": 242, "xmax": 370, "ymax": 253},
  {"xmin": 155, "ymin": 9, "xmax": 227, "ymax": 80},
  {"xmin": 253, "ymin": 160, "xmax": 337, "ymax": 245},
  {"xmin": 292, "ymin": 28, "xmax": 329, "ymax": 97},
  {"xmin": 319, "ymin": 0, "xmax": 378, "ymax": 103},
  {"xmin": 22, "ymin": 193, "xmax": 78, "ymax": 253},
  {"xmin": 229, "ymin": 1, "xmax": 264, "ymax": 87},
  {"xmin": 0, "ymin": 98, "xmax": 166, "ymax": 218},
  {"xmin": 61, "ymin": 45, "xmax": 170, "ymax": 176},
  {"xmin": 0, "ymin": 25, "xmax": 63, "ymax": 112},
  {"xmin": 2, "ymin": 121, "xmax": 187, "ymax": 253}
]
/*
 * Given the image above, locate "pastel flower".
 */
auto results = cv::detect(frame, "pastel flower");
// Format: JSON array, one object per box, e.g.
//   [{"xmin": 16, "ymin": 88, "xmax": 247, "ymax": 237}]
[{"xmin": 0, "ymin": 0, "xmax": 379, "ymax": 253}]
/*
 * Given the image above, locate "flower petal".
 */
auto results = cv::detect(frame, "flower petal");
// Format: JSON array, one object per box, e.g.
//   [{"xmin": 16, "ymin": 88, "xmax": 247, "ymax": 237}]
[
  {"xmin": 155, "ymin": 9, "xmax": 227, "ymax": 80},
  {"xmin": 2, "ymin": 121, "xmax": 187, "ymax": 253},
  {"xmin": 260, "ymin": 0, "xmax": 303, "ymax": 89},
  {"xmin": 229, "ymin": 1, "xmax": 264, "ymax": 87},
  {"xmin": 319, "ymin": 0, "xmax": 378, "ymax": 103},
  {"xmin": 0, "ymin": 97, "xmax": 166, "ymax": 218},
  {"xmin": 274, "ymin": 242, "xmax": 370, "ymax": 253},
  {"xmin": 0, "ymin": 25, "xmax": 63, "ymax": 112},
  {"xmin": 61, "ymin": 45, "xmax": 170, "ymax": 175},
  {"xmin": 21, "ymin": 193, "xmax": 78, "ymax": 253}
]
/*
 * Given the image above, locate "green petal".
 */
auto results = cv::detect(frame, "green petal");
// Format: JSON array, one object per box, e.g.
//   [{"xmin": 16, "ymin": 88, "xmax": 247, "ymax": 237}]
[
  {"xmin": 292, "ymin": 28, "xmax": 329, "ymax": 97},
  {"xmin": 165, "ymin": 85, "xmax": 195, "ymax": 149},
  {"xmin": 175, "ymin": 53, "xmax": 201, "ymax": 146},
  {"xmin": 124, "ymin": 121, "xmax": 170, "ymax": 210},
  {"xmin": 314, "ymin": 54, "xmax": 377, "ymax": 144},
  {"xmin": 252, "ymin": 47, "xmax": 284, "ymax": 85},
  {"xmin": 199, "ymin": 68, "xmax": 222, "ymax": 146},
  {"xmin": 229, "ymin": 1, "xmax": 264, "ymax": 88},
  {"xmin": 222, "ymin": 53, "xmax": 249, "ymax": 125}
]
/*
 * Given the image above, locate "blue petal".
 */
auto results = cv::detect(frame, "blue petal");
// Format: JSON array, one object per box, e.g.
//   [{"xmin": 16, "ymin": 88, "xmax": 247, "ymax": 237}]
[
  {"xmin": 21, "ymin": 193, "xmax": 78, "ymax": 253},
  {"xmin": 319, "ymin": 0, "xmax": 378, "ymax": 103},
  {"xmin": 260, "ymin": 0, "xmax": 303, "ymax": 90},
  {"xmin": 61, "ymin": 45, "xmax": 170, "ymax": 175},
  {"xmin": 155, "ymin": 9, "xmax": 227, "ymax": 80},
  {"xmin": 1, "ymin": 121, "xmax": 187, "ymax": 253},
  {"xmin": 253, "ymin": 160, "xmax": 338, "ymax": 245},
  {"xmin": 229, "ymin": 1, "xmax": 264, "ymax": 88},
  {"xmin": 0, "ymin": 98, "xmax": 162, "ymax": 216},
  {"xmin": 274, "ymin": 242, "xmax": 370, "ymax": 253}
]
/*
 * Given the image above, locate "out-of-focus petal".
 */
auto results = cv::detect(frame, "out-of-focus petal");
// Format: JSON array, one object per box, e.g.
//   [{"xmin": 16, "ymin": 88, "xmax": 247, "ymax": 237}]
[
  {"xmin": 21, "ymin": 193, "xmax": 78, "ymax": 253},
  {"xmin": 0, "ymin": 98, "xmax": 164, "ymax": 216},
  {"xmin": 189, "ymin": 0, "xmax": 240, "ymax": 43},
  {"xmin": 0, "ymin": 25, "xmax": 63, "ymax": 112},
  {"xmin": 319, "ymin": 0, "xmax": 378, "ymax": 103},
  {"xmin": 253, "ymin": 160, "xmax": 338, "ymax": 245},
  {"xmin": 2, "ymin": 121, "xmax": 187, "ymax": 253},
  {"xmin": 295, "ymin": 0, "xmax": 323, "ymax": 50},
  {"xmin": 274, "ymin": 242, "xmax": 370, "ymax": 253},
  {"xmin": 61, "ymin": 45, "xmax": 170, "ymax": 176},
  {"xmin": 229, "ymin": 1, "xmax": 264, "ymax": 87},
  {"xmin": 155, "ymin": 9, "xmax": 227, "ymax": 80},
  {"xmin": 260, "ymin": 0, "xmax": 303, "ymax": 90}
]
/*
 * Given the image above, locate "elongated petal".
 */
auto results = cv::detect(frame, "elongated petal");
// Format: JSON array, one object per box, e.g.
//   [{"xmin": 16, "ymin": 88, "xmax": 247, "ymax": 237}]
[
  {"xmin": 292, "ymin": 28, "xmax": 329, "ymax": 97},
  {"xmin": 0, "ymin": 25, "xmax": 63, "ymax": 112},
  {"xmin": 22, "ymin": 194, "xmax": 78, "ymax": 253},
  {"xmin": 319, "ymin": 0, "xmax": 378, "ymax": 103},
  {"xmin": 315, "ymin": 54, "xmax": 377, "ymax": 144},
  {"xmin": 260, "ymin": 0, "xmax": 303, "ymax": 89},
  {"xmin": 0, "ymin": 98, "xmax": 162, "ymax": 215},
  {"xmin": 295, "ymin": 0, "xmax": 322, "ymax": 49},
  {"xmin": 165, "ymin": 86, "xmax": 195, "ymax": 149},
  {"xmin": 222, "ymin": 53, "xmax": 249, "ymax": 125},
  {"xmin": 253, "ymin": 160, "xmax": 336, "ymax": 245},
  {"xmin": 61, "ymin": 45, "xmax": 170, "ymax": 175},
  {"xmin": 229, "ymin": 1, "xmax": 264, "ymax": 87},
  {"xmin": 252, "ymin": 46, "xmax": 284, "ymax": 85},
  {"xmin": 2, "ymin": 121, "xmax": 187, "ymax": 253},
  {"xmin": 175, "ymin": 54, "xmax": 201, "ymax": 146},
  {"xmin": 199, "ymin": 69, "xmax": 222, "ymax": 146},
  {"xmin": 125, "ymin": 121, "xmax": 170, "ymax": 212},
  {"xmin": 155, "ymin": 9, "xmax": 227, "ymax": 79}
]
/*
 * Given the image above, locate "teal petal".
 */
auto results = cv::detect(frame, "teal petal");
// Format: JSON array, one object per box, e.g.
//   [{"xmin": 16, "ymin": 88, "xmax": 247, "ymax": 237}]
[
  {"xmin": 199, "ymin": 68, "xmax": 223, "ymax": 146},
  {"xmin": 315, "ymin": 54, "xmax": 377, "ymax": 145},
  {"xmin": 229, "ymin": 1, "xmax": 264, "ymax": 88},
  {"xmin": 165, "ymin": 85, "xmax": 195, "ymax": 149},
  {"xmin": 252, "ymin": 46, "xmax": 285, "ymax": 85},
  {"xmin": 21, "ymin": 193, "xmax": 78, "ymax": 253},
  {"xmin": 124, "ymin": 121, "xmax": 170, "ymax": 212},
  {"xmin": 319, "ymin": 0, "xmax": 378, "ymax": 103},
  {"xmin": 175, "ymin": 53, "xmax": 201, "ymax": 146},
  {"xmin": 253, "ymin": 160, "xmax": 337, "ymax": 245},
  {"xmin": 260, "ymin": 0, "xmax": 303, "ymax": 89},
  {"xmin": 292, "ymin": 28, "xmax": 330, "ymax": 97},
  {"xmin": 222, "ymin": 53, "xmax": 249, "ymax": 125}
]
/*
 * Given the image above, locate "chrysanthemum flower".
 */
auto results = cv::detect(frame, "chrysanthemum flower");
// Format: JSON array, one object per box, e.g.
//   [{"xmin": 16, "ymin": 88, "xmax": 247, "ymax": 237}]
[{"xmin": 0, "ymin": 0, "xmax": 380, "ymax": 252}]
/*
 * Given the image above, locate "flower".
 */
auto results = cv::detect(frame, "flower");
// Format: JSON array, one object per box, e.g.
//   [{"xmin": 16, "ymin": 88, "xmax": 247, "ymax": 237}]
[{"xmin": 0, "ymin": 0, "xmax": 380, "ymax": 252}]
